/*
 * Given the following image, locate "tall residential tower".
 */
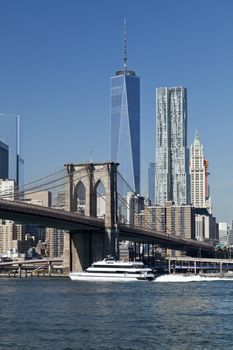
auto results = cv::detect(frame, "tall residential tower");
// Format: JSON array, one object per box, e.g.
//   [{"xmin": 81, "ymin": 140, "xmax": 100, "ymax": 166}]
[
  {"xmin": 110, "ymin": 22, "xmax": 140, "ymax": 195},
  {"xmin": 155, "ymin": 87, "xmax": 190, "ymax": 205}
]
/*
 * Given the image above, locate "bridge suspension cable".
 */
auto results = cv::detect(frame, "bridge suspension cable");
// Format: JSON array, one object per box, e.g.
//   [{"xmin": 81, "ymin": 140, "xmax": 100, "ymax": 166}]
[
  {"xmin": 117, "ymin": 191, "xmax": 164, "ymax": 231},
  {"xmin": 116, "ymin": 170, "xmax": 175, "ymax": 236},
  {"xmin": 0, "ymin": 165, "xmax": 108, "ymax": 203},
  {"xmin": 0, "ymin": 167, "xmax": 65, "ymax": 199},
  {"xmin": 18, "ymin": 168, "xmax": 65, "ymax": 190}
]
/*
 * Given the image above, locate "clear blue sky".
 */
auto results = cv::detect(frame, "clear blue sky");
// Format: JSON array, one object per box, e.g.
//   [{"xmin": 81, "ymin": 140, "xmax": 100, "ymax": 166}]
[{"xmin": 0, "ymin": 0, "xmax": 232, "ymax": 222}]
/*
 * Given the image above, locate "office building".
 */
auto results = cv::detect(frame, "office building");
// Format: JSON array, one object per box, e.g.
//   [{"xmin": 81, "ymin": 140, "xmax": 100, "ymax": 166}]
[
  {"xmin": 0, "ymin": 179, "xmax": 16, "ymax": 201},
  {"xmin": 135, "ymin": 201, "xmax": 195, "ymax": 240},
  {"xmin": 204, "ymin": 160, "xmax": 212, "ymax": 213},
  {"xmin": 190, "ymin": 131, "xmax": 208, "ymax": 208},
  {"xmin": 0, "ymin": 113, "xmax": 24, "ymax": 186},
  {"xmin": 155, "ymin": 87, "xmax": 190, "ymax": 206},
  {"xmin": 135, "ymin": 205, "xmax": 166, "ymax": 232},
  {"xmin": 54, "ymin": 191, "xmax": 65, "ymax": 208},
  {"xmin": 195, "ymin": 208, "xmax": 218, "ymax": 243},
  {"xmin": 126, "ymin": 192, "xmax": 144, "ymax": 225},
  {"xmin": 24, "ymin": 191, "xmax": 52, "ymax": 207},
  {"xmin": 110, "ymin": 22, "xmax": 140, "ymax": 195},
  {"xmin": 0, "ymin": 223, "xmax": 24, "ymax": 254},
  {"xmin": 165, "ymin": 202, "xmax": 195, "ymax": 240},
  {"xmin": 23, "ymin": 191, "xmax": 52, "ymax": 243},
  {"xmin": 45, "ymin": 191, "xmax": 66, "ymax": 258},
  {"xmin": 0, "ymin": 141, "xmax": 9, "ymax": 179},
  {"xmin": 148, "ymin": 162, "xmax": 155, "ymax": 205},
  {"xmin": 219, "ymin": 222, "xmax": 228, "ymax": 246},
  {"xmin": 97, "ymin": 194, "xmax": 105, "ymax": 219},
  {"xmin": 204, "ymin": 160, "xmax": 210, "ymax": 200},
  {"xmin": 46, "ymin": 228, "xmax": 64, "ymax": 258},
  {"xmin": 190, "ymin": 131, "xmax": 206, "ymax": 207},
  {"xmin": 0, "ymin": 179, "xmax": 26, "ymax": 255},
  {"xmin": 228, "ymin": 221, "xmax": 233, "ymax": 246}
]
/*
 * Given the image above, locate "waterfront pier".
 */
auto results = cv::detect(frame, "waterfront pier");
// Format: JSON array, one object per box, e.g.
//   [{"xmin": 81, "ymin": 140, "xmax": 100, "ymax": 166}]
[
  {"xmin": 0, "ymin": 258, "xmax": 63, "ymax": 278},
  {"xmin": 166, "ymin": 256, "xmax": 233, "ymax": 276}
]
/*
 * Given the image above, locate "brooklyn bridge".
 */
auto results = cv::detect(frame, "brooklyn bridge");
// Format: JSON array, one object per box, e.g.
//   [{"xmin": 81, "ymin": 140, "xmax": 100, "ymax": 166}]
[{"xmin": 0, "ymin": 162, "xmax": 214, "ymax": 272}]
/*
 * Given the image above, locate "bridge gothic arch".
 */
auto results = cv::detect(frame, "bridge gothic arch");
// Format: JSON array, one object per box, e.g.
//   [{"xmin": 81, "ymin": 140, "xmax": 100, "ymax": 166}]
[
  {"xmin": 74, "ymin": 180, "xmax": 86, "ymax": 215},
  {"xmin": 65, "ymin": 162, "xmax": 119, "ymax": 228},
  {"xmin": 94, "ymin": 179, "xmax": 106, "ymax": 219}
]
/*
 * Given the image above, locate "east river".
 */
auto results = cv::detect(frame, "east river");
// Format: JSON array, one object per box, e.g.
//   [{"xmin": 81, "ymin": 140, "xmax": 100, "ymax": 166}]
[{"xmin": 1, "ymin": 276, "xmax": 233, "ymax": 350}]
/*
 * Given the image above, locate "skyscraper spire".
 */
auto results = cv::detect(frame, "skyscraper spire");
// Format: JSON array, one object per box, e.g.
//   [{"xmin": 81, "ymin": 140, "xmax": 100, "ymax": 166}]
[
  {"xmin": 123, "ymin": 19, "xmax": 127, "ymax": 71},
  {"xmin": 194, "ymin": 130, "xmax": 200, "ymax": 145}
]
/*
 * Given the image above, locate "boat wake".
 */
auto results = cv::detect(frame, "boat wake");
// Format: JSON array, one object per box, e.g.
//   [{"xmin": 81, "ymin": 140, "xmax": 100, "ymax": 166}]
[{"xmin": 154, "ymin": 274, "xmax": 233, "ymax": 283}]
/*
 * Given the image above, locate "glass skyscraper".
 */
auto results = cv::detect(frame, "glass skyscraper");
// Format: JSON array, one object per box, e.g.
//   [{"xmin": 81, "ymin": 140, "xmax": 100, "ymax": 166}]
[
  {"xmin": 155, "ymin": 87, "xmax": 190, "ymax": 206},
  {"xmin": 0, "ymin": 141, "xmax": 9, "ymax": 179},
  {"xmin": 110, "ymin": 69, "xmax": 140, "ymax": 195},
  {"xmin": 0, "ymin": 114, "xmax": 24, "ymax": 186}
]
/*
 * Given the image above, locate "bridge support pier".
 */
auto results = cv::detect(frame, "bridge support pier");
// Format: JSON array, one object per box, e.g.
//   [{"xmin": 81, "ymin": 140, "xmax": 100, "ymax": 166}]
[
  {"xmin": 63, "ymin": 231, "xmax": 71, "ymax": 274},
  {"xmin": 70, "ymin": 232, "xmax": 92, "ymax": 272},
  {"xmin": 63, "ymin": 227, "xmax": 119, "ymax": 273},
  {"xmin": 63, "ymin": 162, "xmax": 119, "ymax": 273}
]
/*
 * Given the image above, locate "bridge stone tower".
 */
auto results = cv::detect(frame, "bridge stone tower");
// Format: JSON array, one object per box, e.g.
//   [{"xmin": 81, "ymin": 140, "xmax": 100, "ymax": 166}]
[{"xmin": 63, "ymin": 162, "xmax": 119, "ymax": 272}]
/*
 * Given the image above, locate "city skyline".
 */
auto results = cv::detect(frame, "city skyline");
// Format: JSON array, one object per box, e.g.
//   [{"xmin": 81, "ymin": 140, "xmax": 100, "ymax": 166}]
[{"xmin": 0, "ymin": 0, "xmax": 233, "ymax": 221}]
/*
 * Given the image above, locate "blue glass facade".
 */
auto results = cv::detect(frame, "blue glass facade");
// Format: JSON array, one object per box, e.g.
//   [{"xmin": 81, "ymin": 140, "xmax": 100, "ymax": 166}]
[
  {"xmin": 0, "ymin": 141, "xmax": 9, "ymax": 179},
  {"xmin": 111, "ymin": 70, "xmax": 140, "ymax": 194},
  {"xmin": 0, "ymin": 114, "xmax": 24, "ymax": 186}
]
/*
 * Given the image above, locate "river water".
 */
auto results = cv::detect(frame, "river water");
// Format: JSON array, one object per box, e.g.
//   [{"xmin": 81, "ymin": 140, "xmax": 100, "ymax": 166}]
[{"xmin": 1, "ymin": 275, "xmax": 233, "ymax": 350}]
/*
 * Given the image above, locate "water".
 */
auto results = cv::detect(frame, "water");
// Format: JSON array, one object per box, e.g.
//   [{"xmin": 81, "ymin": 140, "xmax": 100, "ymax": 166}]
[{"xmin": 1, "ymin": 276, "xmax": 233, "ymax": 350}]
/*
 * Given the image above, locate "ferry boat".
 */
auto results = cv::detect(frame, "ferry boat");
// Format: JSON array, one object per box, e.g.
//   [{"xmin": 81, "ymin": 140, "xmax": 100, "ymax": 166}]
[{"xmin": 69, "ymin": 257, "xmax": 154, "ymax": 281}]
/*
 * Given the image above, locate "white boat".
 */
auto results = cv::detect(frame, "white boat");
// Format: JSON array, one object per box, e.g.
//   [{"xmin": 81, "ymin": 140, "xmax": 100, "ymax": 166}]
[{"xmin": 69, "ymin": 257, "xmax": 154, "ymax": 281}]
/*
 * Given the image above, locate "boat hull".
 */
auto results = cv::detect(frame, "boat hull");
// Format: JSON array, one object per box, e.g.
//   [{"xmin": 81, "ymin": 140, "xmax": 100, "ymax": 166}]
[{"xmin": 69, "ymin": 272, "xmax": 154, "ymax": 281}]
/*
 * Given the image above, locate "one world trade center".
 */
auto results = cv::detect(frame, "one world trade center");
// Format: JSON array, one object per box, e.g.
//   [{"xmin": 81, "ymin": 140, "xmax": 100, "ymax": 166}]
[{"xmin": 110, "ymin": 22, "xmax": 140, "ymax": 195}]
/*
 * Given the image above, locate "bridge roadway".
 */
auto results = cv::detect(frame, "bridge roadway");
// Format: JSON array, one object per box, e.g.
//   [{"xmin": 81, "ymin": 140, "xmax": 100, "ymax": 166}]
[
  {"xmin": 118, "ymin": 223, "xmax": 213, "ymax": 254},
  {"xmin": 0, "ymin": 198, "xmax": 213, "ymax": 254},
  {"xmin": 0, "ymin": 198, "xmax": 104, "ymax": 231}
]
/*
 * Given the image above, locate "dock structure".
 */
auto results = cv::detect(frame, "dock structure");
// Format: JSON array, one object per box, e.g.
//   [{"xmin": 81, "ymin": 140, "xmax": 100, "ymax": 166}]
[
  {"xmin": 0, "ymin": 258, "xmax": 63, "ymax": 278},
  {"xmin": 166, "ymin": 256, "xmax": 233, "ymax": 277}
]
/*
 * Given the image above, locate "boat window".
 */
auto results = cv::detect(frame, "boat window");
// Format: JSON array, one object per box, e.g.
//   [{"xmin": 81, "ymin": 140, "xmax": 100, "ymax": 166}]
[{"xmin": 93, "ymin": 264, "xmax": 137, "ymax": 269}]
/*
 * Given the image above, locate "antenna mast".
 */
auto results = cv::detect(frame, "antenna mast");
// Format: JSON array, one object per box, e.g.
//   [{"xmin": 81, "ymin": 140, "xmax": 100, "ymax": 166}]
[{"xmin": 124, "ymin": 19, "xmax": 127, "ymax": 71}]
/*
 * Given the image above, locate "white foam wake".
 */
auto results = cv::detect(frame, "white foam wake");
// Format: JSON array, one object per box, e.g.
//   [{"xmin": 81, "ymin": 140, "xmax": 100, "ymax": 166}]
[{"xmin": 154, "ymin": 274, "xmax": 233, "ymax": 283}]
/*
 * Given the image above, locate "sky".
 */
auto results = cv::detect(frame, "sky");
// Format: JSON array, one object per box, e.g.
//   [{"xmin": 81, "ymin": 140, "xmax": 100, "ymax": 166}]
[{"xmin": 0, "ymin": 0, "xmax": 233, "ymax": 222}]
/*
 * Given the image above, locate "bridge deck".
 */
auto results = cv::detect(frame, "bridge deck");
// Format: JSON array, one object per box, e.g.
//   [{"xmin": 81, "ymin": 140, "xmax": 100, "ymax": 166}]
[{"xmin": 0, "ymin": 198, "xmax": 214, "ymax": 254}]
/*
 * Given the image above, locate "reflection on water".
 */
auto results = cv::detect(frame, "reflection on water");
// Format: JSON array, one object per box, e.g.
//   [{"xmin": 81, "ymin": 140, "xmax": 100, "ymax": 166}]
[{"xmin": 0, "ymin": 278, "xmax": 233, "ymax": 349}]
